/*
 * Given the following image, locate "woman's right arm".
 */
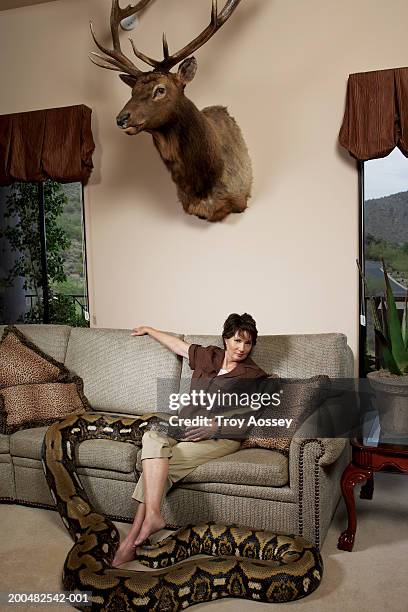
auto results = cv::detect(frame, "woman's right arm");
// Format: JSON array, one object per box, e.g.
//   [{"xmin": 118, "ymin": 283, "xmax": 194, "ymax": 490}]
[{"xmin": 131, "ymin": 326, "xmax": 190, "ymax": 359}]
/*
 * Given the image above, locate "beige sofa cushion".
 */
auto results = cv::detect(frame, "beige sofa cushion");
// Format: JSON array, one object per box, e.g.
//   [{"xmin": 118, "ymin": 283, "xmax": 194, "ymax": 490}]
[
  {"xmin": 64, "ymin": 328, "xmax": 183, "ymax": 415},
  {"xmin": 10, "ymin": 426, "xmax": 60, "ymax": 460},
  {"xmin": 76, "ymin": 439, "xmax": 138, "ymax": 473},
  {"xmin": 0, "ymin": 434, "xmax": 9, "ymax": 454},
  {"xmin": 142, "ymin": 447, "xmax": 289, "ymax": 487},
  {"xmin": 10, "ymin": 427, "xmax": 287, "ymax": 486},
  {"xmin": 10, "ymin": 426, "xmax": 138, "ymax": 474}
]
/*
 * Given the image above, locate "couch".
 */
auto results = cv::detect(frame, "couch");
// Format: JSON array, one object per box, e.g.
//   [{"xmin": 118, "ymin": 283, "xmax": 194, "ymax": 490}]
[{"xmin": 0, "ymin": 324, "xmax": 354, "ymax": 549}]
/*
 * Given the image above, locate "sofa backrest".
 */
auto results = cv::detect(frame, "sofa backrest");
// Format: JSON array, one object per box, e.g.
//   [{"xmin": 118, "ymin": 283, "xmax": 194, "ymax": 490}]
[
  {"xmin": 1, "ymin": 325, "xmax": 354, "ymax": 415},
  {"xmin": 178, "ymin": 333, "xmax": 353, "ymax": 394},
  {"xmin": 64, "ymin": 328, "xmax": 182, "ymax": 414}
]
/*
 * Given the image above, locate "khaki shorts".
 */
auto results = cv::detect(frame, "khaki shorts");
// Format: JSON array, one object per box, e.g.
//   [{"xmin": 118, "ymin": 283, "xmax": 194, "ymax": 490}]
[{"xmin": 132, "ymin": 429, "xmax": 241, "ymax": 503}]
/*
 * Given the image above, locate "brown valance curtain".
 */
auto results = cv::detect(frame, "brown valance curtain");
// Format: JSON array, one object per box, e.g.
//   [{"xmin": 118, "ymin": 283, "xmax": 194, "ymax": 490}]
[
  {"xmin": 0, "ymin": 104, "xmax": 95, "ymax": 185},
  {"xmin": 339, "ymin": 67, "xmax": 408, "ymax": 161}
]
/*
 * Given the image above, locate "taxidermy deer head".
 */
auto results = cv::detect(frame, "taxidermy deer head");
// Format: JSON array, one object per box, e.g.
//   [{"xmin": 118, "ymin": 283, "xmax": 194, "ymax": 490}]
[{"xmin": 90, "ymin": 0, "xmax": 252, "ymax": 222}]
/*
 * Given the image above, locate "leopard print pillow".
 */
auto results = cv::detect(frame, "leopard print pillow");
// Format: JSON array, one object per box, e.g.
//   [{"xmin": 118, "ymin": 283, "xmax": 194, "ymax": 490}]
[
  {"xmin": 241, "ymin": 375, "xmax": 330, "ymax": 455},
  {"xmin": 0, "ymin": 377, "xmax": 90, "ymax": 434},
  {"xmin": 0, "ymin": 326, "xmax": 69, "ymax": 388}
]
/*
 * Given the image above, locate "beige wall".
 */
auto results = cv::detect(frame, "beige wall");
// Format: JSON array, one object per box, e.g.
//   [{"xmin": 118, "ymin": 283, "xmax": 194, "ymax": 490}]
[
  {"xmin": 1, "ymin": 0, "xmax": 408, "ymax": 368},
  {"xmin": 0, "ymin": 1, "xmax": 56, "ymax": 11}
]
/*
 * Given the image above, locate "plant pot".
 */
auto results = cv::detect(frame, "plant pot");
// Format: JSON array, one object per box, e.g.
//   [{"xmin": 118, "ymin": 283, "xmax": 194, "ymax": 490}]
[{"xmin": 367, "ymin": 371, "xmax": 408, "ymax": 445}]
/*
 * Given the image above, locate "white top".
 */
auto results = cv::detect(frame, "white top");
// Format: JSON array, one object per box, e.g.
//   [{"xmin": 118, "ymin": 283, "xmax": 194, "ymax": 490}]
[{"xmin": 217, "ymin": 368, "xmax": 229, "ymax": 376}]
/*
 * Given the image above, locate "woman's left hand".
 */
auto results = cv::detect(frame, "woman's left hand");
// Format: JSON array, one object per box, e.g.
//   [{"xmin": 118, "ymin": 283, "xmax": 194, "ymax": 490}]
[{"xmin": 182, "ymin": 420, "xmax": 217, "ymax": 442}]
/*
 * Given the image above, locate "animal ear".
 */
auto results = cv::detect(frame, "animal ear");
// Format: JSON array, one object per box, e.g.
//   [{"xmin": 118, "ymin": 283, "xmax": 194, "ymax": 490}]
[
  {"xmin": 119, "ymin": 74, "xmax": 138, "ymax": 88},
  {"xmin": 177, "ymin": 57, "xmax": 197, "ymax": 85}
]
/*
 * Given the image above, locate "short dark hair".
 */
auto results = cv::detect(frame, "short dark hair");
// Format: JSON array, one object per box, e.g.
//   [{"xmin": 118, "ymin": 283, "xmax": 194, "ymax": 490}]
[{"xmin": 222, "ymin": 313, "xmax": 258, "ymax": 348}]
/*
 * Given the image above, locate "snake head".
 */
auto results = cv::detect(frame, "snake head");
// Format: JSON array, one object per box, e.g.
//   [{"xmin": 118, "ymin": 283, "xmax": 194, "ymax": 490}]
[{"xmin": 273, "ymin": 535, "xmax": 307, "ymax": 564}]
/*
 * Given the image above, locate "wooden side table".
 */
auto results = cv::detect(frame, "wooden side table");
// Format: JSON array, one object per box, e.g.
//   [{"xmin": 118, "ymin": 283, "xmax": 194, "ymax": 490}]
[{"xmin": 337, "ymin": 438, "xmax": 408, "ymax": 551}]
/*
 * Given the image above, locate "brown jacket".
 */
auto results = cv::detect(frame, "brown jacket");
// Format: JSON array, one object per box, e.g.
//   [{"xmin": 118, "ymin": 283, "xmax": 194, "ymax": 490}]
[
  {"xmin": 188, "ymin": 344, "xmax": 268, "ymax": 385},
  {"xmin": 188, "ymin": 343, "xmax": 268, "ymax": 405},
  {"xmin": 186, "ymin": 344, "xmax": 268, "ymax": 436}
]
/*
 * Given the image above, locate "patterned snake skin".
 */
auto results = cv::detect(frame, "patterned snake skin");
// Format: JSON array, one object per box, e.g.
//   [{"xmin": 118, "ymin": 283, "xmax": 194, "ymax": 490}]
[{"xmin": 41, "ymin": 412, "xmax": 323, "ymax": 610}]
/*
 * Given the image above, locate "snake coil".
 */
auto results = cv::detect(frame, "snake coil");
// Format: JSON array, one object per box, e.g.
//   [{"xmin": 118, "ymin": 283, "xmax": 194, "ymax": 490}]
[{"xmin": 41, "ymin": 412, "xmax": 323, "ymax": 610}]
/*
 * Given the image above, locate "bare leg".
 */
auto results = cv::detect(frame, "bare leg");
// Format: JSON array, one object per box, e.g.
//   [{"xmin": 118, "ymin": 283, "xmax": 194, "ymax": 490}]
[
  {"xmin": 134, "ymin": 457, "xmax": 169, "ymax": 546},
  {"xmin": 112, "ymin": 501, "xmax": 146, "ymax": 567}
]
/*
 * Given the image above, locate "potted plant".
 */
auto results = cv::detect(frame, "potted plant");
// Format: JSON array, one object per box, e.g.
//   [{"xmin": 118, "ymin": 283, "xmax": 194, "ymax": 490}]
[{"xmin": 359, "ymin": 259, "xmax": 408, "ymax": 444}]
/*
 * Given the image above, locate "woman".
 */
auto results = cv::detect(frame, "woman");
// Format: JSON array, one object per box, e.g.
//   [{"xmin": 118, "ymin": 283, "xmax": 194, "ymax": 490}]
[{"xmin": 113, "ymin": 313, "xmax": 267, "ymax": 567}]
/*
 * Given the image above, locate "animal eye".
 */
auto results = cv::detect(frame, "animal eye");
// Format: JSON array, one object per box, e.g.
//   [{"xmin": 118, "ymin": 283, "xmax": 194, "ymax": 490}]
[{"xmin": 153, "ymin": 86, "xmax": 166, "ymax": 98}]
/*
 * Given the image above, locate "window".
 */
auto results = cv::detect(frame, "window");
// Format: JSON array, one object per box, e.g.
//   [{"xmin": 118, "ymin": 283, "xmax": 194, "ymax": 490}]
[
  {"xmin": 362, "ymin": 148, "xmax": 408, "ymax": 373},
  {"xmin": 0, "ymin": 180, "xmax": 89, "ymax": 327}
]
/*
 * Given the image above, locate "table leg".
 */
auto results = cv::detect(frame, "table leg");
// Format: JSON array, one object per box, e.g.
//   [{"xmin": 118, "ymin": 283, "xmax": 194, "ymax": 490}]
[
  {"xmin": 360, "ymin": 474, "xmax": 374, "ymax": 499},
  {"xmin": 337, "ymin": 463, "xmax": 373, "ymax": 551}
]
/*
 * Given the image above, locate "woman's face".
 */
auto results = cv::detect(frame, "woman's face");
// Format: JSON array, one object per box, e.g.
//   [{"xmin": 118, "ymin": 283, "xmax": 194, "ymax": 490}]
[{"xmin": 224, "ymin": 330, "xmax": 253, "ymax": 363}]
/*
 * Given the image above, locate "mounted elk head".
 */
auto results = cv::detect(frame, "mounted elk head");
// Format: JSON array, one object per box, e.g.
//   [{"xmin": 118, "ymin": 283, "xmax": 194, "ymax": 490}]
[{"xmin": 90, "ymin": 0, "xmax": 252, "ymax": 222}]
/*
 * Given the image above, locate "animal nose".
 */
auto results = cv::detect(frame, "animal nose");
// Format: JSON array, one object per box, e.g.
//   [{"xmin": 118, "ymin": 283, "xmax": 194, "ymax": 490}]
[{"xmin": 116, "ymin": 112, "xmax": 130, "ymax": 128}]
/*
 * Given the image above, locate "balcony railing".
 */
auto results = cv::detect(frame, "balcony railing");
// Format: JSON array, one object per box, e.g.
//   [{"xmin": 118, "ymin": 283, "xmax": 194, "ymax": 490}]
[{"xmin": 25, "ymin": 293, "xmax": 89, "ymax": 324}]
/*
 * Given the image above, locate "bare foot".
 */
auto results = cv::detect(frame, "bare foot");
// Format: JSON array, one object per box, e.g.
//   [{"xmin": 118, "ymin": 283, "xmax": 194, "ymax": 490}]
[
  {"xmin": 112, "ymin": 538, "xmax": 136, "ymax": 567},
  {"xmin": 111, "ymin": 501, "xmax": 147, "ymax": 567},
  {"xmin": 134, "ymin": 511, "xmax": 166, "ymax": 546}
]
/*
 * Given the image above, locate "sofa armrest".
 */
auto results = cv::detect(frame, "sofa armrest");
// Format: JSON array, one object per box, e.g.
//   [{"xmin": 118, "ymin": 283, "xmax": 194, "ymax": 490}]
[
  {"xmin": 288, "ymin": 434, "xmax": 350, "ymax": 549},
  {"xmin": 288, "ymin": 405, "xmax": 351, "ymax": 549},
  {"xmin": 288, "ymin": 382, "xmax": 359, "ymax": 471},
  {"xmin": 289, "ymin": 437, "xmax": 347, "ymax": 499},
  {"xmin": 318, "ymin": 438, "xmax": 348, "ymax": 466},
  {"xmin": 289, "ymin": 396, "xmax": 350, "ymax": 466},
  {"xmin": 290, "ymin": 435, "xmax": 347, "ymax": 468}
]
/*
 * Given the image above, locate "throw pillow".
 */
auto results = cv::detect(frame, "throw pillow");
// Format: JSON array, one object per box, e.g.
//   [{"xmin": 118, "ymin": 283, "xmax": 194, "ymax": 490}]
[
  {"xmin": 241, "ymin": 375, "xmax": 330, "ymax": 455},
  {"xmin": 0, "ymin": 326, "xmax": 69, "ymax": 388},
  {"xmin": 0, "ymin": 377, "xmax": 90, "ymax": 434}
]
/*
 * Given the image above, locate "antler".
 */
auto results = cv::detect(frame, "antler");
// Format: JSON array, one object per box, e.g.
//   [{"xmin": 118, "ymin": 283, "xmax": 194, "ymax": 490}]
[
  {"xmin": 89, "ymin": 0, "xmax": 154, "ymax": 77},
  {"xmin": 156, "ymin": 0, "xmax": 243, "ymax": 71},
  {"xmin": 90, "ymin": 0, "xmax": 243, "ymax": 76}
]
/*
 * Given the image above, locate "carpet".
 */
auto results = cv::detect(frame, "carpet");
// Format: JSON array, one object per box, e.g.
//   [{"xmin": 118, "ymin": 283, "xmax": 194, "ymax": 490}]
[{"xmin": 0, "ymin": 472, "xmax": 407, "ymax": 611}]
